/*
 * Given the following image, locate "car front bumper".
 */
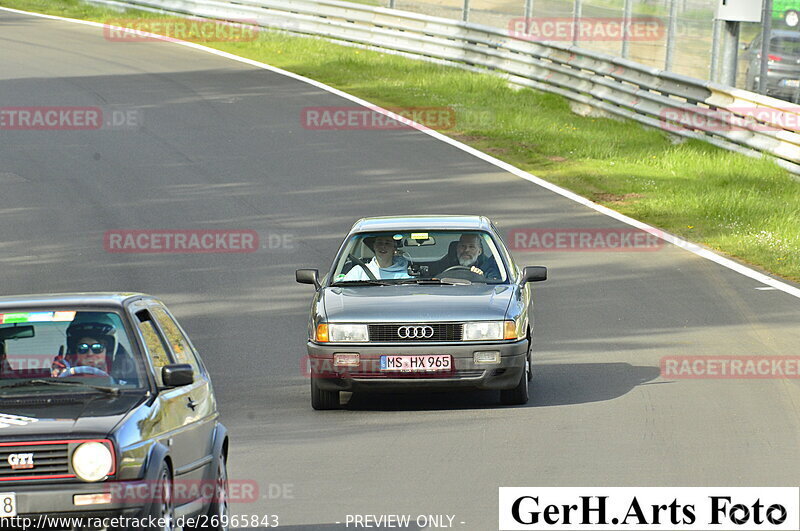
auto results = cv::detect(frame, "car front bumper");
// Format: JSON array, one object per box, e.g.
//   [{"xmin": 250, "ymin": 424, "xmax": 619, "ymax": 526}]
[
  {"xmin": 307, "ymin": 339, "xmax": 528, "ymax": 392},
  {"xmin": 4, "ymin": 480, "xmax": 155, "ymax": 528}
]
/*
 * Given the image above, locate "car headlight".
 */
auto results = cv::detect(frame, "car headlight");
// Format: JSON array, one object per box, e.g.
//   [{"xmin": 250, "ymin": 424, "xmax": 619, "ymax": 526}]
[
  {"xmin": 463, "ymin": 321, "xmax": 505, "ymax": 341},
  {"xmin": 463, "ymin": 321, "xmax": 520, "ymax": 341},
  {"xmin": 72, "ymin": 441, "xmax": 113, "ymax": 482},
  {"xmin": 326, "ymin": 324, "xmax": 369, "ymax": 342}
]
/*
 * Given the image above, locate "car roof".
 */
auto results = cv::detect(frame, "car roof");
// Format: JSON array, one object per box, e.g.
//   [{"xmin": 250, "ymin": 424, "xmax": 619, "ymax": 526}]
[
  {"xmin": 0, "ymin": 292, "xmax": 149, "ymax": 312},
  {"xmin": 350, "ymin": 215, "xmax": 493, "ymax": 233}
]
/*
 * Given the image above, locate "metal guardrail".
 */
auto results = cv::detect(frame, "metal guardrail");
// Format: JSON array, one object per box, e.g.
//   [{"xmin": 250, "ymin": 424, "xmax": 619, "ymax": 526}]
[{"xmin": 88, "ymin": 0, "xmax": 800, "ymax": 175}]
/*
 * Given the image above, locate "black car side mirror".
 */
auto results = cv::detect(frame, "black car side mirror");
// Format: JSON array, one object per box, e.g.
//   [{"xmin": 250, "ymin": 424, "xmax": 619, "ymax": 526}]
[
  {"xmin": 296, "ymin": 268, "xmax": 320, "ymax": 289},
  {"xmin": 162, "ymin": 364, "xmax": 194, "ymax": 387},
  {"xmin": 521, "ymin": 266, "xmax": 547, "ymax": 283}
]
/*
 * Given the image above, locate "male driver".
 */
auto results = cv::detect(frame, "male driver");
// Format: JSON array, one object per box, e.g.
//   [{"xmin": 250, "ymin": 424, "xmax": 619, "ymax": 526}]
[{"xmin": 435, "ymin": 233, "xmax": 501, "ymax": 280}]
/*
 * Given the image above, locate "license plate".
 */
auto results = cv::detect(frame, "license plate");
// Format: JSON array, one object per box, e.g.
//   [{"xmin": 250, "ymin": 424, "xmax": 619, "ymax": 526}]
[
  {"xmin": 0, "ymin": 493, "xmax": 16, "ymax": 517},
  {"xmin": 380, "ymin": 355, "xmax": 452, "ymax": 371},
  {"xmin": 781, "ymin": 79, "xmax": 800, "ymax": 87}
]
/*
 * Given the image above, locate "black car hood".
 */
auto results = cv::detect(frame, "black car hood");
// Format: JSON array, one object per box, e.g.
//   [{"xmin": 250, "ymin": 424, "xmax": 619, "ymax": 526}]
[
  {"xmin": 0, "ymin": 392, "xmax": 147, "ymax": 439},
  {"xmin": 323, "ymin": 284, "xmax": 515, "ymax": 322}
]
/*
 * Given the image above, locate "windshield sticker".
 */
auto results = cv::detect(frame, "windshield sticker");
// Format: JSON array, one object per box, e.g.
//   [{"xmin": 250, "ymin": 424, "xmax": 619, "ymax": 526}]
[
  {"xmin": 410, "ymin": 232, "xmax": 429, "ymax": 240},
  {"xmin": 0, "ymin": 311, "xmax": 75, "ymax": 324},
  {"xmin": 53, "ymin": 311, "xmax": 76, "ymax": 321},
  {"xmin": 0, "ymin": 413, "xmax": 38, "ymax": 429},
  {"xmin": 393, "ymin": 233, "xmax": 404, "ymax": 240}
]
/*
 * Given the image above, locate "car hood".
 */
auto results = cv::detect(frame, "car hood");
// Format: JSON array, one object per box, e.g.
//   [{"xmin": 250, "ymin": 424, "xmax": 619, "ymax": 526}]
[
  {"xmin": 0, "ymin": 392, "xmax": 147, "ymax": 439},
  {"xmin": 323, "ymin": 284, "xmax": 515, "ymax": 322}
]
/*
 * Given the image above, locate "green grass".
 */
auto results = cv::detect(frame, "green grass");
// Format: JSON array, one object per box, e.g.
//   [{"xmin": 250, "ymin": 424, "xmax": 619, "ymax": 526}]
[{"xmin": 3, "ymin": 0, "xmax": 799, "ymax": 282}]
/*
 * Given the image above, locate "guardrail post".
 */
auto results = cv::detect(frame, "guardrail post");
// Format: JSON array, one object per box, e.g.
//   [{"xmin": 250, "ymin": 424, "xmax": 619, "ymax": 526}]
[
  {"xmin": 524, "ymin": 0, "xmax": 534, "ymax": 32},
  {"xmin": 758, "ymin": 0, "xmax": 774, "ymax": 94},
  {"xmin": 720, "ymin": 20, "xmax": 740, "ymax": 86},
  {"xmin": 621, "ymin": 0, "xmax": 633, "ymax": 58},
  {"xmin": 389, "ymin": 0, "xmax": 396, "ymax": 8},
  {"xmin": 462, "ymin": 0, "xmax": 470, "ymax": 22},
  {"xmin": 710, "ymin": 18, "xmax": 721, "ymax": 82},
  {"xmin": 572, "ymin": 0, "xmax": 582, "ymax": 46},
  {"xmin": 664, "ymin": 0, "xmax": 679, "ymax": 71}
]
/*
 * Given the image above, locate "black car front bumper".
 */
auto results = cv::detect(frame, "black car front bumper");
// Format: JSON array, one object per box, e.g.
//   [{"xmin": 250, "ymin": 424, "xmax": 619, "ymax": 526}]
[
  {"xmin": 307, "ymin": 339, "xmax": 528, "ymax": 392},
  {"xmin": 5, "ymin": 480, "xmax": 156, "ymax": 529}
]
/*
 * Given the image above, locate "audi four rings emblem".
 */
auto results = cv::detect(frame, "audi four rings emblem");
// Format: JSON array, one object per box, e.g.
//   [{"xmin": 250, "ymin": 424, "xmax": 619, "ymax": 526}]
[{"xmin": 397, "ymin": 326, "xmax": 434, "ymax": 339}]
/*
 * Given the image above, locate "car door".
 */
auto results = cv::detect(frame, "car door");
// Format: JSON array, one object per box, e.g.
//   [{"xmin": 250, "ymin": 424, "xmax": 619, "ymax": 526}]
[
  {"xmin": 132, "ymin": 306, "xmax": 207, "ymax": 486},
  {"xmin": 148, "ymin": 302, "xmax": 216, "ymax": 479}
]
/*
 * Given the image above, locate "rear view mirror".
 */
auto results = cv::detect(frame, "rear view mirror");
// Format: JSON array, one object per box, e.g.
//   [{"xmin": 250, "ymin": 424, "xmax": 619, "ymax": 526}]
[
  {"xmin": 296, "ymin": 269, "xmax": 320, "ymax": 289},
  {"xmin": 162, "ymin": 364, "xmax": 194, "ymax": 387},
  {"xmin": 521, "ymin": 266, "xmax": 547, "ymax": 283},
  {"xmin": 0, "ymin": 325, "xmax": 35, "ymax": 340}
]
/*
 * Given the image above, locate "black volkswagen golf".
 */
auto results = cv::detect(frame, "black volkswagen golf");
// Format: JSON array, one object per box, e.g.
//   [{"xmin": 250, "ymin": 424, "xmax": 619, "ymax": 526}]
[
  {"xmin": 297, "ymin": 215, "xmax": 547, "ymax": 410},
  {"xmin": 0, "ymin": 293, "xmax": 228, "ymax": 530}
]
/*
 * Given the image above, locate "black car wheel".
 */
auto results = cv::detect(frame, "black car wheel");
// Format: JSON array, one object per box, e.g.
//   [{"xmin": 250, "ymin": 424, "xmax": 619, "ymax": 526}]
[
  {"xmin": 149, "ymin": 464, "xmax": 175, "ymax": 531},
  {"xmin": 500, "ymin": 359, "xmax": 529, "ymax": 406},
  {"xmin": 311, "ymin": 378, "xmax": 339, "ymax": 410}
]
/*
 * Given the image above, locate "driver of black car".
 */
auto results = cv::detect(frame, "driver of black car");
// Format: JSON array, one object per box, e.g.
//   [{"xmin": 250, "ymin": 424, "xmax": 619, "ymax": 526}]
[
  {"xmin": 433, "ymin": 233, "xmax": 501, "ymax": 280},
  {"xmin": 51, "ymin": 313, "xmax": 136, "ymax": 383}
]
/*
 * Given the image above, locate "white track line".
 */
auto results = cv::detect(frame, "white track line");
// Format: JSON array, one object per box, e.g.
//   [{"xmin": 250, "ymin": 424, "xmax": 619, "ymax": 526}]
[{"xmin": 3, "ymin": 5, "xmax": 799, "ymax": 300}]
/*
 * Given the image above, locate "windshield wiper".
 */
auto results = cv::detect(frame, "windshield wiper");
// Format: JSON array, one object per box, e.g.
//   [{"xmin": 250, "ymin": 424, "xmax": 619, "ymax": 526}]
[
  {"xmin": 396, "ymin": 278, "xmax": 472, "ymax": 286},
  {"xmin": 331, "ymin": 279, "xmax": 393, "ymax": 286},
  {"xmin": 0, "ymin": 378, "xmax": 120, "ymax": 396}
]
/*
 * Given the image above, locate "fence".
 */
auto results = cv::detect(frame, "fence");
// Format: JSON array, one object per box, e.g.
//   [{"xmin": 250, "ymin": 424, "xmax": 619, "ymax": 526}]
[{"xmin": 87, "ymin": 0, "xmax": 800, "ymax": 174}]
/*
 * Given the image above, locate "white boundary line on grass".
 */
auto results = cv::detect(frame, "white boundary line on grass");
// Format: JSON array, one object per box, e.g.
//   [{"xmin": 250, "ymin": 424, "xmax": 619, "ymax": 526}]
[{"xmin": 2, "ymin": 5, "xmax": 799, "ymax": 300}]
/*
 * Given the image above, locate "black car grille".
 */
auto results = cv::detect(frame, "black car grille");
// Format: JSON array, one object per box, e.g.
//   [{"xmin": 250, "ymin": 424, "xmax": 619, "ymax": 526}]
[
  {"xmin": 0, "ymin": 442, "xmax": 70, "ymax": 480},
  {"xmin": 368, "ymin": 323, "xmax": 463, "ymax": 342}
]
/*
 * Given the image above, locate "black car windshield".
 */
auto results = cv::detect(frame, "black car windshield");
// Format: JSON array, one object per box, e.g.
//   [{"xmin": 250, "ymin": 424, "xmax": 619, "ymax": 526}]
[
  {"xmin": 771, "ymin": 35, "xmax": 800, "ymax": 56},
  {"xmin": 331, "ymin": 230, "xmax": 509, "ymax": 285},
  {"xmin": 0, "ymin": 309, "xmax": 146, "ymax": 393}
]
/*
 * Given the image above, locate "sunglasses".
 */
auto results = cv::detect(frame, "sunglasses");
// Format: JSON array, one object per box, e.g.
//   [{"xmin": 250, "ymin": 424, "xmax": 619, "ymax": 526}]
[{"xmin": 76, "ymin": 343, "xmax": 105, "ymax": 355}]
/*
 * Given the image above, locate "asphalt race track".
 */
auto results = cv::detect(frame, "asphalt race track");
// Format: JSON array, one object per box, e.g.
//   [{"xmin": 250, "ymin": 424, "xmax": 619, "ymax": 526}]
[{"xmin": 2, "ymin": 9, "xmax": 800, "ymax": 530}]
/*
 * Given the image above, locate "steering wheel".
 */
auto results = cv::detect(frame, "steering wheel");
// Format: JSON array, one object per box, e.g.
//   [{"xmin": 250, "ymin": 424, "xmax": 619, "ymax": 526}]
[
  {"xmin": 58, "ymin": 365, "xmax": 110, "ymax": 378},
  {"xmin": 347, "ymin": 253, "xmax": 378, "ymax": 281},
  {"xmin": 439, "ymin": 265, "xmax": 485, "ymax": 281}
]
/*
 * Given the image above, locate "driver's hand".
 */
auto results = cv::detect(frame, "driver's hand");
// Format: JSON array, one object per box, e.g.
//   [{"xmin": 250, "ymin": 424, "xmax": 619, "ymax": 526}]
[
  {"xmin": 470, "ymin": 266, "xmax": 485, "ymax": 276},
  {"xmin": 51, "ymin": 355, "xmax": 68, "ymax": 377}
]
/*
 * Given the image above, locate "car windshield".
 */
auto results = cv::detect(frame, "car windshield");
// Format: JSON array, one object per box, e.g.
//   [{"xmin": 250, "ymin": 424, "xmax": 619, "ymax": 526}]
[
  {"xmin": 0, "ymin": 309, "xmax": 146, "ymax": 393},
  {"xmin": 330, "ymin": 230, "xmax": 508, "ymax": 285},
  {"xmin": 772, "ymin": 35, "xmax": 800, "ymax": 56}
]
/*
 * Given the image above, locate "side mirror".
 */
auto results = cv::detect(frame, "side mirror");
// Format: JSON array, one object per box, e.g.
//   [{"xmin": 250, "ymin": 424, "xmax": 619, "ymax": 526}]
[
  {"xmin": 296, "ymin": 268, "xmax": 320, "ymax": 289},
  {"xmin": 162, "ymin": 364, "xmax": 194, "ymax": 387},
  {"xmin": 521, "ymin": 266, "xmax": 547, "ymax": 283}
]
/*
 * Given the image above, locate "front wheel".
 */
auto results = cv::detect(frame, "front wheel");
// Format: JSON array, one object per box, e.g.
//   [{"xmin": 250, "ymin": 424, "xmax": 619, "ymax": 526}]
[
  {"xmin": 149, "ymin": 464, "xmax": 175, "ymax": 531},
  {"xmin": 500, "ymin": 359, "xmax": 529, "ymax": 405},
  {"xmin": 311, "ymin": 377, "xmax": 339, "ymax": 410}
]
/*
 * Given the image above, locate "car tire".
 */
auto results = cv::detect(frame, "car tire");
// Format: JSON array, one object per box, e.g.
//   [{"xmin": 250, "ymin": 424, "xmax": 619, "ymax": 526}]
[
  {"xmin": 311, "ymin": 378, "xmax": 339, "ymax": 410},
  {"xmin": 500, "ymin": 359, "xmax": 529, "ymax": 406},
  {"xmin": 149, "ymin": 463, "xmax": 175, "ymax": 531},
  {"xmin": 185, "ymin": 452, "xmax": 229, "ymax": 531}
]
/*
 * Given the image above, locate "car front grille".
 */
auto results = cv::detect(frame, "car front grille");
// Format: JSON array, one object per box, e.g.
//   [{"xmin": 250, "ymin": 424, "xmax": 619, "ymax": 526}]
[
  {"xmin": 368, "ymin": 323, "xmax": 463, "ymax": 342},
  {"xmin": 0, "ymin": 442, "xmax": 71, "ymax": 481}
]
